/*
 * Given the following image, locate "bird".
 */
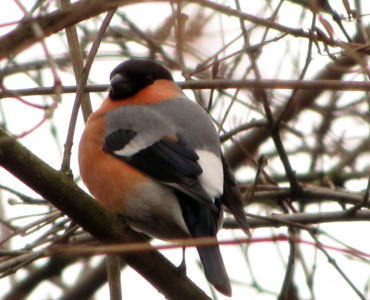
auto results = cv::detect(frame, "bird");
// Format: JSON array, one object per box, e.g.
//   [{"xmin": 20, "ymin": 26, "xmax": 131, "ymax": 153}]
[{"xmin": 78, "ymin": 59, "xmax": 250, "ymax": 296}]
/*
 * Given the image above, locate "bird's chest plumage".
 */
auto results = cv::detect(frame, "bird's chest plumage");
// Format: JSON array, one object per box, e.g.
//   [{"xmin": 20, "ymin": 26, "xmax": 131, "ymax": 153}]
[
  {"xmin": 78, "ymin": 113, "xmax": 189, "ymax": 239},
  {"xmin": 78, "ymin": 114, "xmax": 145, "ymax": 212}
]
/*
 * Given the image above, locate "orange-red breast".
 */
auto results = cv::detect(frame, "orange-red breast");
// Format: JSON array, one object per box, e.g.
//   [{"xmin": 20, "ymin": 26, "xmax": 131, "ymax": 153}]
[{"xmin": 78, "ymin": 59, "xmax": 249, "ymax": 296}]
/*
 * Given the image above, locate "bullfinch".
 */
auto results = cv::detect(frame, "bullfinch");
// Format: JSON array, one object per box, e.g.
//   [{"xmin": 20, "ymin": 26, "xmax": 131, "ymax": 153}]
[{"xmin": 78, "ymin": 59, "xmax": 249, "ymax": 296}]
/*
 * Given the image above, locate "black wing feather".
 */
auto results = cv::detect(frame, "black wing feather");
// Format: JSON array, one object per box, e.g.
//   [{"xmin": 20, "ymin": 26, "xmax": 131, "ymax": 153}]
[
  {"xmin": 221, "ymin": 154, "xmax": 250, "ymax": 236},
  {"xmin": 125, "ymin": 137, "xmax": 202, "ymax": 181},
  {"xmin": 102, "ymin": 129, "xmax": 136, "ymax": 152},
  {"xmin": 103, "ymin": 129, "xmax": 216, "ymax": 210}
]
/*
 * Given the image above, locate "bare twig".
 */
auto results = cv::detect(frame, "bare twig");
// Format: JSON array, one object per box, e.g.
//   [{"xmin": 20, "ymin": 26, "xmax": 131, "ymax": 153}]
[
  {"xmin": 60, "ymin": 0, "xmax": 93, "ymax": 123},
  {"xmin": 61, "ymin": 8, "xmax": 116, "ymax": 172}
]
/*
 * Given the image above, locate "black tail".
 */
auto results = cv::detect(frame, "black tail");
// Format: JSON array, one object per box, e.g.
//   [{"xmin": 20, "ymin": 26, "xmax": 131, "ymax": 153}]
[
  {"xmin": 176, "ymin": 190, "xmax": 232, "ymax": 296},
  {"xmin": 197, "ymin": 243, "xmax": 232, "ymax": 296}
]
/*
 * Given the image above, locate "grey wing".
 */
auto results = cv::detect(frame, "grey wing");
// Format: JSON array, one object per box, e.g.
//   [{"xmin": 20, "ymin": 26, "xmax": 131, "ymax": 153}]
[{"xmin": 104, "ymin": 105, "xmax": 217, "ymax": 210}]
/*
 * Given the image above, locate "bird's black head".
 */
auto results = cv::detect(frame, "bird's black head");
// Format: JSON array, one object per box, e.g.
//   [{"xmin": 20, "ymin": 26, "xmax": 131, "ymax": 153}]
[{"xmin": 109, "ymin": 59, "xmax": 174, "ymax": 100}]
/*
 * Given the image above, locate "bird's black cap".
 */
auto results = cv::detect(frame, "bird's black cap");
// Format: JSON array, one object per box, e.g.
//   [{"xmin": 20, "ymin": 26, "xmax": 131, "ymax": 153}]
[{"xmin": 109, "ymin": 59, "xmax": 174, "ymax": 100}]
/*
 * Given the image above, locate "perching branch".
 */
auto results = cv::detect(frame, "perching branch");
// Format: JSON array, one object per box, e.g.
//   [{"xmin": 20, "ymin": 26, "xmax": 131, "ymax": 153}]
[{"xmin": 0, "ymin": 128, "xmax": 210, "ymax": 300}]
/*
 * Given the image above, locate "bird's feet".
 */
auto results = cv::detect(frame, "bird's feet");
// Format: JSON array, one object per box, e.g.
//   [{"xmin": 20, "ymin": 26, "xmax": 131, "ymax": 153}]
[{"xmin": 118, "ymin": 214, "xmax": 130, "ymax": 228}]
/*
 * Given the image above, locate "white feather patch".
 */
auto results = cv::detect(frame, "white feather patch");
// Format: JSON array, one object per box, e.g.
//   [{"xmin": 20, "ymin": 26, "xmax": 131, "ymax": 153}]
[
  {"xmin": 113, "ymin": 135, "xmax": 151, "ymax": 157},
  {"xmin": 196, "ymin": 150, "xmax": 224, "ymax": 199}
]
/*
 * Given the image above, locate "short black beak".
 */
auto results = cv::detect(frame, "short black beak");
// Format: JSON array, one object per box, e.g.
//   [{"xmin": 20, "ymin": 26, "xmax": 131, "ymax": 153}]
[{"xmin": 109, "ymin": 74, "xmax": 135, "ymax": 100}]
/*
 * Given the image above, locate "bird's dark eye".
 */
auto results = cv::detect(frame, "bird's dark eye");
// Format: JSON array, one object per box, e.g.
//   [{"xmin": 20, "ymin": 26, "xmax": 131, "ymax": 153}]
[{"xmin": 144, "ymin": 75, "xmax": 154, "ymax": 85}]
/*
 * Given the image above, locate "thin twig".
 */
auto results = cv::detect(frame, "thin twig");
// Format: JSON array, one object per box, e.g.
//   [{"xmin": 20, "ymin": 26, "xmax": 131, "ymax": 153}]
[
  {"xmin": 3, "ymin": 79, "xmax": 370, "ymax": 99},
  {"xmin": 310, "ymin": 233, "xmax": 366, "ymax": 299},
  {"xmin": 107, "ymin": 255, "xmax": 122, "ymax": 300},
  {"xmin": 61, "ymin": 8, "xmax": 116, "ymax": 172},
  {"xmin": 278, "ymin": 228, "xmax": 297, "ymax": 300},
  {"xmin": 223, "ymin": 209, "xmax": 370, "ymax": 230},
  {"xmin": 60, "ymin": 0, "xmax": 93, "ymax": 123}
]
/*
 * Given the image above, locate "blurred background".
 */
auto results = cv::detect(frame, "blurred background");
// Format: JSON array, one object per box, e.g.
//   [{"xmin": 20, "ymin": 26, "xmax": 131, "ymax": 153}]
[{"xmin": 0, "ymin": 0, "xmax": 369, "ymax": 299}]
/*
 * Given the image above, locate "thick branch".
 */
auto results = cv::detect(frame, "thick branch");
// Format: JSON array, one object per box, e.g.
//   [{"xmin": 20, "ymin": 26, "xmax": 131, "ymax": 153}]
[
  {"xmin": 0, "ymin": 0, "xmax": 146, "ymax": 60},
  {"xmin": 0, "ymin": 129, "xmax": 210, "ymax": 300}
]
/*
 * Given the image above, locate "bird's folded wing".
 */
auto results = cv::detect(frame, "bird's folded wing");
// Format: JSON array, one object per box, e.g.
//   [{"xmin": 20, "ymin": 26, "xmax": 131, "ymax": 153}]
[{"xmin": 103, "ymin": 129, "xmax": 217, "ymax": 211}]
